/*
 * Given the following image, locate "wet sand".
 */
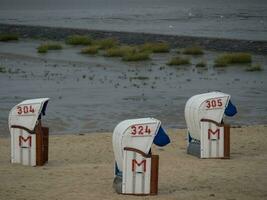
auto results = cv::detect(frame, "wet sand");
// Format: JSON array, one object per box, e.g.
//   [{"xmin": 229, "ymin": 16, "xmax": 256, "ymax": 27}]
[{"xmin": 0, "ymin": 126, "xmax": 267, "ymax": 200}]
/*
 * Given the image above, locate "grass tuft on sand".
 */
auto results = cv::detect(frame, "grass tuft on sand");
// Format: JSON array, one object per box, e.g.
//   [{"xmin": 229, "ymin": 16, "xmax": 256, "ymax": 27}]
[
  {"xmin": 246, "ymin": 63, "xmax": 263, "ymax": 72},
  {"xmin": 93, "ymin": 38, "xmax": 118, "ymax": 50},
  {"xmin": 105, "ymin": 46, "xmax": 136, "ymax": 57},
  {"xmin": 65, "ymin": 35, "xmax": 92, "ymax": 45},
  {"xmin": 139, "ymin": 42, "xmax": 170, "ymax": 53},
  {"xmin": 37, "ymin": 42, "xmax": 62, "ymax": 53},
  {"xmin": 214, "ymin": 52, "xmax": 252, "ymax": 67},
  {"xmin": 183, "ymin": 46, "xmax": 204, "ymax": 55},
  {"xmin": 167, "ymin": 56, "xmax": 191, "ymax": 66},
  {"xmin": 0, "ymin": 33, "xmax": 19, "ymax": 42},
  {"xmin": 122, "ymin": 50, "xmax": 150, "ymax": 61},
  {"xmin": 196, "ymin": 60, "xmax": 207, "ymax": 68},
  {"xmin": 0, "ymin": 66, "xmax": 7, "ymax": 73},
  {"xmin": 81, "ymin": 45, "xmax": 100, "ymax": 55}
]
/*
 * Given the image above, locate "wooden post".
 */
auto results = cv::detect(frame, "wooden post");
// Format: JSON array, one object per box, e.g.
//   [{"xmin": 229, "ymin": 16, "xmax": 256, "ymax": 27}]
[
  {"xmin": 224, "ymin": 124, "xmax": 230, "ymax": 159},
  {"xmin": 42, "ymin": 127, "xmax": 49, "ymax": 163},
  {"xmin": 150, "ymin": 155, "xmax": 159, "ymax": 195},
  {"xmin": 35, "ymin": 121, "xmax": 49, "ymax": 166},
  {"xmin": 35, "ymin": 121, "xmax": 44, "ymax": 166}
]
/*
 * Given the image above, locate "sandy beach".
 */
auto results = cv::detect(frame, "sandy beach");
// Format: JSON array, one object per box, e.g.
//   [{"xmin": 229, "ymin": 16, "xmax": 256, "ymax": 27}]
[{"xmin": 1, "ymin": 125, "xmax": 267, "ymax": 200}]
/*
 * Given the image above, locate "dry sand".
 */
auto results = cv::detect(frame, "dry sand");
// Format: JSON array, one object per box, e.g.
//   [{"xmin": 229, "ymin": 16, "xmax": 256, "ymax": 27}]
[{"xmin": 0, "ymin": 126, "xmax": 267, "ymax": 200}]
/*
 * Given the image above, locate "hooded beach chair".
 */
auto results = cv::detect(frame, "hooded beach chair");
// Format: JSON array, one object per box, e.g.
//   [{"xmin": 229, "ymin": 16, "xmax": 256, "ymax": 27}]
[
  {"xmin": 112, "ymin": 118, "xmax": 170, "ymax": 195},
  {"xmin": 9, "ymin": 98, "xmax": 50, "ymax": 166},
  {"xmin": 185, "ymin": 91, "xmax": 237, "ymax": 158}
]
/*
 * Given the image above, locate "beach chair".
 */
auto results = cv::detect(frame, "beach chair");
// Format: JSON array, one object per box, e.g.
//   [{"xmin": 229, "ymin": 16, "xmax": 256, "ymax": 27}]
[
  {"xmin": 185, "ymin": 91, "xmax": 237, "ymax": 158},
  {"xmin": 9, "ymin": 98, "xmax": 50, "ymax": 166},
  {"xmin": 112, "ymin": 118, "xmax": 170, "ymax": 195}
]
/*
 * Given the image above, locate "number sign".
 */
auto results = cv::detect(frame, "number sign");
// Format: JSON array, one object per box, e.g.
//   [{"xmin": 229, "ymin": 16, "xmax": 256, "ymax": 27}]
[
  {"xmin": 205, "ymin": 98, "xmax": 223, "ymax": 109},
  {"xmin": 16, "ymin": 105, "xmax": 35, "ymax": 115},
  {"xmin": 130, "ymin": 125, "xmax": 152, "ymax": 136}
]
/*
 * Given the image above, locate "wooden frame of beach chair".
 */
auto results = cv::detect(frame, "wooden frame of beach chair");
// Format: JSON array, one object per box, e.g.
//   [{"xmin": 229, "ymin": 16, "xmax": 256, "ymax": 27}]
[
  {"xmin": 200, "ymin": 119, "xmax": 230, "ymax": 159},
  {"xmin": 10, "ymin": 120, "xmax": 49, "ymax": 166},
  {"xmin": 122, "ymin": 147, "xmax": 159, "ymax": 195}
]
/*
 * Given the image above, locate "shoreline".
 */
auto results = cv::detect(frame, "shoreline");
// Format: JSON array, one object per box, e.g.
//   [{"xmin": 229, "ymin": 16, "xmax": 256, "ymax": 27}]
[
  {"xmin": 0, "ymin": 125, "xmax": 265, "ymax": 138},
  {"xmin": 1, "ymin": 23, "xmax": 267, "ymax": 54}
]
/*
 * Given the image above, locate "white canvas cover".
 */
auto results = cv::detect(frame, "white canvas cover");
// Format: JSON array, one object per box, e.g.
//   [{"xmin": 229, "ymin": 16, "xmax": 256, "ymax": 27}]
[
  {"xmin": 185, "ymin": 92, "xmax": 230, "ymax": 140},
  {"xmin": 112, "ymin": 118, "xmax": 161, "ymax": 172},
  {"xmin": 9, "ymin": 98, "xmax": 50, "ymax": 132},
  {"xmin": 9, "ymin": 98, "xmax": 49, "ymax": 166}
]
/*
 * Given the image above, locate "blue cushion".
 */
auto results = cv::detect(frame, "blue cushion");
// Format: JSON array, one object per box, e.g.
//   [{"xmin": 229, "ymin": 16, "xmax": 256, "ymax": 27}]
[
  {"xmin": 115, "ymin": 162, "xmax": 122, "ymax": 177},
  {"xmin": 188, "ymin": 132, "xmax": 192, "ymax": 143},
  {"xmin": 225, "ymin": 100, "xmax": 237, "ymax": 117},
  {"xmin": 153, "ymin": 126, "xmax": 170, "ymax": 147}
]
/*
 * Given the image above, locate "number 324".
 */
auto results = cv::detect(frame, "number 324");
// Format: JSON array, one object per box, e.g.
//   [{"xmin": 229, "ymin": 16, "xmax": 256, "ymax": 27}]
[{"xmin": 131, "ymin": 125, "xmax": 151, "ymax": 135}]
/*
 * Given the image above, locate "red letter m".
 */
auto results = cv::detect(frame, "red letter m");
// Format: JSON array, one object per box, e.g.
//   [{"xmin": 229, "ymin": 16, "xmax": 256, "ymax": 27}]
[
  {"xmin": 132, "ymin": 159, "xmax": 146, "ymax": 172},
  {"xmin": 19, "ymin": 136, "xmax": 32, "ymax": 147},
  {"xmin": 208, "ymin": 129, "xmax": 220, "ymax": 140}
]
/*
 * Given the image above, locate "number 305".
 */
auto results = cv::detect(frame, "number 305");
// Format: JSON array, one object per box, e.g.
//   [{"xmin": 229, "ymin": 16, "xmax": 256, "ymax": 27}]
[{"xmin": 206, "ymin": 99, "xmax": 223, "ymax": 109}]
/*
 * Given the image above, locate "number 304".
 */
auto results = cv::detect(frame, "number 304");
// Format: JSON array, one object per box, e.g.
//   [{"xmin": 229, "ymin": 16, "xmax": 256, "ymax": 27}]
[{"xmin": 17, "ymin": 106, "xmax": 35, "ymax": 115}]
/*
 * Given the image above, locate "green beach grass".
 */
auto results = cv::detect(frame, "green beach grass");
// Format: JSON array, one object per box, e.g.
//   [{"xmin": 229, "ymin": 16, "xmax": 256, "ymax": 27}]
[
  {"xmin": 214, "ymin": 52, "xmax": 252, "ymax": 67},
  {"xmin": 65, "ymin": 35, "xmax": 92, "ymax": 45},
  {"xmin": 183, "ymin": 46, "xmax": 204, "ymax": 55},
  {"xmin": 196, "ymin": 60, "xmax": 207, "ymax": 68},
  {"xmin": 37, "ymin": 42, "xmax": 62, "ymax": 53},
  {"xmin": 122, "ymin": 50, "xmax": 150, "ymax": 61},
  {"xmin": 0, "ymin": 33, "xmax": 19, "ymax": 42},
  {"xmin": 105, "ymin": 46, "xmax": 136, "ymax": 57},
  {"xmin": 0, "ymin": 66, "xmax": 7, "ymax": 73},
  {"xmin": 81, "ymin": 45, "xmax": 100, "ymax": 55},
  {"xmin": 167, "ymin": 56, "xmax": 191, "ymax": 66},
  {"xmin": 93, "ymin": 38, "xmax": 118, "ymax": 49},
  {"xmin": 139, "ymin": 42, "xmax": 170, "ymax": 53},
  {"xmin": 246, "ymin": 63, "xmax": 263, "ymax": 72}
]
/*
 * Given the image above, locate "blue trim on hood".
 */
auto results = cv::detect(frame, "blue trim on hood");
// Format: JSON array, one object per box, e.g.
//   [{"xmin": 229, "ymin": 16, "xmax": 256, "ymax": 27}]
[
  {"xmin": 38, "ymin": 100, "xmax": 49, "ymax": 120},
  {"xmin": 153, "ymin": 126, "xmax": 170, "ymax": 147},
  {"xmin": 225, "ymin": 100, "xmax": 237, "ymax": 117}
]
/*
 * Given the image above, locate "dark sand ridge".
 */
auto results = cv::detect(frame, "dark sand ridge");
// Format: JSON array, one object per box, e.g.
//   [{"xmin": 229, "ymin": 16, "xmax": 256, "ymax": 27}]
[{"xmin": 0, "ymin": 23, "xmax": 267, "ymax": 54}]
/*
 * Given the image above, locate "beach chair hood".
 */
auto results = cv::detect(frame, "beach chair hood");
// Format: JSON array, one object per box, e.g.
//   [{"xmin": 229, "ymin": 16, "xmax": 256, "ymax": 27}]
[
  {"xmin": 185, "ymin": 91, "xmax": 236, "ymax": 140},
  {"xmin": 8, "ymin": 98, "xmax": 50, "ymax": 133},
  {"xmin": 112, "ymin": 118, "xmax": 170, "ymax": 172}
]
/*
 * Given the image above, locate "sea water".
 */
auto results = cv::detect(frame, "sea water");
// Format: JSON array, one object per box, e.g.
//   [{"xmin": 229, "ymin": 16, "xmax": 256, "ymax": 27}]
[{"xmin": 0, "ymin": 0, "xmax": 267, "ymax": 41}]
